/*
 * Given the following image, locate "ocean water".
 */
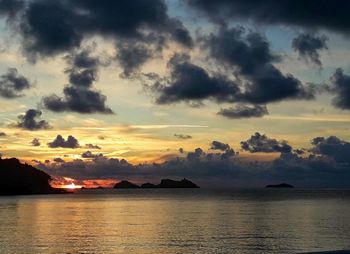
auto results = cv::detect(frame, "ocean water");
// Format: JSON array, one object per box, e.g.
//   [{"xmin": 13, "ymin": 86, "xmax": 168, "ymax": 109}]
[{"xmin": 0, "ymin": 189, "xmax": 350, "ymax": 254}]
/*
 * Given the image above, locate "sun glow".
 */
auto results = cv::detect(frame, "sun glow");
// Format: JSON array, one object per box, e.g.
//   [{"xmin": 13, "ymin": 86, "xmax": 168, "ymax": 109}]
[{"xmin": 63, "ymin": 182, "xmax": 82, "ymax": 189}]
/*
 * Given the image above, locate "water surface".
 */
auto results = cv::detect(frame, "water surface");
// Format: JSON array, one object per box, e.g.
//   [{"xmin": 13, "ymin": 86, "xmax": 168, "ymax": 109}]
[{"xmin": 1, "ymin": 189, "xmax": 350, "ymax": 253}]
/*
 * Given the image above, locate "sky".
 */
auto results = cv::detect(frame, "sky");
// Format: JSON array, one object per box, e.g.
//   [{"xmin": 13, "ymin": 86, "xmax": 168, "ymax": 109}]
[{"xmin": 0, "ymin": 0, "xmax": 350, "ymax": 188}]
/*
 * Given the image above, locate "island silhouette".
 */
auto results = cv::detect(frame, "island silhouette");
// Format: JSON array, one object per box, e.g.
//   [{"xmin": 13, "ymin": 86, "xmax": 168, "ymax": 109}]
[
  {"xmin": 265, "ymin": 183, "xmax": 294, "ymax": 188},
  {"xmin": 0, "ymin": 157, "xmax": 66, "ymax": 195},
  {"xmin": 114, "ymin": 178, "xmax": 200, "ymax": 189}
]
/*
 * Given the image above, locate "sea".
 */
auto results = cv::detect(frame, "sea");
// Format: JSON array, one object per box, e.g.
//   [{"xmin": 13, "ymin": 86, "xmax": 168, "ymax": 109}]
[{"xmin": 0, "ymin": 188, "xmax": 350, "ymax": 254}]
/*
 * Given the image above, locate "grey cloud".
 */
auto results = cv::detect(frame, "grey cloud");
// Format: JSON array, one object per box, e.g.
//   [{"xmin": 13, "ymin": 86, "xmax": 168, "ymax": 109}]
[
  {"xmin": 241, "ymin": 132, "xmax": 292, "ymax": 153},
  {"xmin": 0, "ymin": 68, "xmax": 31, "ymax": 98},
  {"xmin": 218, "ymin": 104, "xmax": 268, "ymax": 119},
  {"xmin": 81, "ymin": 150, "xmax": 104, "ymax": 159},
  {"xmin": 42, "ymin": 49, "xmax": 113, "ymax": 114},
  {"xmin": 204, "ymin": 26, "xmax": 315, "ymax": 104},
  {"xmin": 48, "ymin": 135, "xmax": 80, "ymax": 149},
  {"xmin": 31, "ymin": 138, "xmax": 41, "ymax": 146},
  {"xmin": 329, "ymin": 68, "xmax": 350, "ymax": 110},
  {"xmin": 13, "ymin": 109, "xmax": 51, "ymax": 131},
  {"xmin": 292, "ymin": 33, "xmax": 328, "ymax": 67},
  {"xmin": 85, "ymin": 144, "xmax": 101, "ymax": 150},
  {"xmin": 174, "ymin": 134, "xmax": 192, "ymax": 140}
]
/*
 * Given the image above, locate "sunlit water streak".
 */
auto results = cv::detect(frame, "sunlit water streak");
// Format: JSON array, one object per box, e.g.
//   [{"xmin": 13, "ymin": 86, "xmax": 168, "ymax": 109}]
[{"xmin": 1, "ymin": 189, "xmax": 350, "ymax": 254}]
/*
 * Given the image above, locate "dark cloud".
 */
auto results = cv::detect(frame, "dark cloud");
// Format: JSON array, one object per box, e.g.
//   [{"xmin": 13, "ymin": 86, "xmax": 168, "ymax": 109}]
[
  {"xmin": 81, "ymin": 150, "xmax": 104, "ymax": 159},
  {"xmin": 42, "ymin": 49, "xmax": 113, "ymax": 114},
  {"xmin": 311, "ymin": 136, "xmax": 350, "ymax": 164},
  {"xmin": 146, "ymin": 53, "xmax": 240, "ymax": 104},
  {"xmin": 1, "ymin": 0, "xmax": 191, "ymax": 64},
  {"xmin": 64, "ymin": 49, "xmax": 100, "ymax": 88},
  {"xmin": 42, "ymin": 86, "xmax": 113, "ymax": 114},
  {"xmin": 0, "ymin": 0, "xmax": 23, "ymax": 18},
  {"xmin": 209, "ymin": 140, "xmax": 235, "ymax": 160},
  {"xmin": 13, "ymin": 109, "xmax": 51, "ymax": 131},
  {"xmin": 48, "ymin": 135, "xmax": 80, "ymax": 149},
  {"xmin": 53, "ymin": 157, "xmax": 65, "ymax": 163},
  {"xmin": 85, "ymin": 144, "xmax": 101, "ymax": 150},
  {"xmin": 241, "ymin": 132, "xmax": 292, "ymax": 153},
  {"xmin": 174, "ymin": 134, "xmax": 192, "ymax": 140},
  {"xmin": 329, "ymin": 68, "xmax": 350, "ymax": 110},
  {"xmin": 147, "ymin": 27, "xmax": 315, "ymax": 111},
  {"xmin": 204, "ymin": 26, "xmax": 315, "ymax": 104},
  {"xmin": 116, "ymin": 42, "xmax": 154, "ymax": 78},
  {"xmin": 188, "ymin": 0, "xmax": 350, "ymax": 36},
  {"xmin": 218, "ymin": 104, "xmax": 268, "ymax": 119},
  {"xmin": 0, "ymin": 132, "xmax": 6, "ymax": 136},
  {"xmin": 186, "ymin": 147, "xmax": 204, "ymax": 160},
  {"xmin": 31, "ymin": 138, "xmax": 40, "ymax": 146},
  {"xmin": 292, "ymin": 33, "xmax": 328, "ymax": 67},
  {"xmin": 0, "ymin": 68, "xmax": 31, "ymax": 98},
  {"xmin": 210, "ymin": 141, "xmax": 230, "ymax": 151}
]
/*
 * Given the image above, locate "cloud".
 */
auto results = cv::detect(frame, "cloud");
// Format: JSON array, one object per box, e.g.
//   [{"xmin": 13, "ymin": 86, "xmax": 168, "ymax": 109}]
[
  {"xmin": 209, "ymin": 140, "xmax": 235, "ymax": 159},
  {"xmin": 311, "ymin": 136, "xmax": 350, "ymax": 164},
  {"xmin": 0, "ymin": 0, "xmax": 23, "ymax": 18},
  {"xmin": 53, "ymin": 157, "xmax": 65, "ymax": 163},
  {"xmin": 42, "ymin": 84, "xmax": 113, "ymax": 114},
  {"xmin": 64, "ymin": 49, "xmax": 100, "ymax": 88},
  {"xmin": 13, "ymin": 109, "xmax": 51, "ymax": 130},
  {"xmin": 81, "ymin": 150, "xmax": 104, "ymax": 159},
  {"xmin": 42, "ymin": 49, "xmax": 113, "ymax": 114},
  {"xmin": 1, "ymin": 0, "xmax": 192, "ymax": 66},
  {"xmin": 0, "ymin": 132, "xmax": 6, "ymax": 136},
  {"xmin": 241, "ymin": 132, "xmax": 292, "ymax": 153},
  {"xmin": 34, "ymin": 134, "xmax": 350, "ymax": 187},
  {"xmin": 48, "ymin": 135, "xmax": 80, "ymax": 149},
  {"xmin": 204, "ymin": 26, "xmax": 315, "ymax": 104},
  {"xmin": 146, "ymin": 27, "xmax": 316, "ymax": 114},
  {"xmin": 31, "ymin": 138, "xmax": 40, "ymax": 146},
  {"xmin": 116, "ymin": 41, "xmax": 154, "ymax": 78},
  {"xmin": 174, "ymin": 134, "xmax": 192, "ymax": 139},
  {"xmin": 0, "ymin": 68, "xmax": 31, "ymax": 98},
  {"xmin": 329, "ymin": 68, "xmax": 350, "ymax": 110},
  {"xmin": 210, "ymin": 140, "xmax": 230, "ymax": 151},
  {"xmin": 187, "ymin": 0, "xmax": 350, "ymax": 36},
  {"xmin": 145, "ymin": 53, "xmax": 240, "ymax": 104},
  {"xmin": 292, "ymin": 33, "xmax": 328, "ymax": 67},
  {"xmin": 218, "ymin": 104, "xmax": 268, "ymax": 119},
  {"xmin": 85, "ymin": 144, "xmax": 101, "ymax": 150}
]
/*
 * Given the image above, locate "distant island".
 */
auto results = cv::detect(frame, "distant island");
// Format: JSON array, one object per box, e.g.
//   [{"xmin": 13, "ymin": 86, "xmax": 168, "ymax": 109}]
[
  {"xmin": 0, "ymin": 157, "xmax": 66, "ymax": 195},
  {"xmin": 114, "ymin": 178, "xmax": 199, "ymax": 189},
  {"xmin": 265, "ymin": 183, "xmax": 294, "ymax": 188},
  {"xmin": 114, "ymin": 180, "xmax": 140, "ymax": 189}
]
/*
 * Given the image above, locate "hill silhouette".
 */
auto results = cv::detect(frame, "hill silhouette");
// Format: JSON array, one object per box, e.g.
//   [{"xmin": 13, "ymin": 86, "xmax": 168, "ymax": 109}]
[
  {"xmin": 0, "ymin": 157, "xmax": 66, "ymax": 195},
  {"xmin": 114, "ymin": 180, "xmax": 140, "ymax": 188},
  {"xmin": 114, "ymin": 178, "xmax": 199, "ymax": 189}
]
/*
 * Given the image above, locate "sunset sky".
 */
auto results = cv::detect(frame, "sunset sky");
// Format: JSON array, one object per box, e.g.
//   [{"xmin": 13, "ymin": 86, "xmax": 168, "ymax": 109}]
[{"xmin": 0, "ymin": 0, "xmax": 350, "ymax": 188}]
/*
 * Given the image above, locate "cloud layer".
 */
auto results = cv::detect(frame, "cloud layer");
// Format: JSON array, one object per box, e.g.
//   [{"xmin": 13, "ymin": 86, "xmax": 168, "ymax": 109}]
[{"xmin": 35, "ymin": 134, "xmax": 350, "ymax": 187}]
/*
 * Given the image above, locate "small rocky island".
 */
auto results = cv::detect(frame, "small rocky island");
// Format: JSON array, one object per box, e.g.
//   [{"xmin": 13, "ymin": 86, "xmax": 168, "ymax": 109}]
[
  {"xmin": 114, "ymin": 178, "xmax": 199, "ymax": 189},
  {"xmin": 0, "ymin": 157, "xmax": 66, "ymax": 195},
  {"xmin": 114, "ymin": 180, "xmax": 140, "ymax": 189},
  {"xmin": 265, "ymin": 183, "xmax": 294, "ymax": 188}
]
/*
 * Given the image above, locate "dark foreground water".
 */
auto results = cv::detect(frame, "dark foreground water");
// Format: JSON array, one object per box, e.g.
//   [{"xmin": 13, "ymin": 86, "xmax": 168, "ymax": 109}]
[{"xmin": 0, "ymin": 188, "xmax": 350, "ymax": 254}]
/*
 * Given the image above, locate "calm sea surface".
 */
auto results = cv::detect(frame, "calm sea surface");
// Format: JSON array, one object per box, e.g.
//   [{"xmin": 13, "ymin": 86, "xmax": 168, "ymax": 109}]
[{"xmin": 0, "ymin": 189, "xmax": 350, "ymax": 254}]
